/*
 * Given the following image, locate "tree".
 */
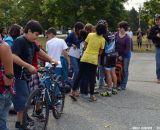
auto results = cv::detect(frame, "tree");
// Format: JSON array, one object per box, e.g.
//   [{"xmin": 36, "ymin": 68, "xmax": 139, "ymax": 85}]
[
  {"xmin": 43, "ymin": 0, "xmax": 128, "ymax": 30},
  {"xmin": 141, "ymin": 0, "xmax": 160, "ymax": 26},
  {"xmin": 127, "ymin": 7, "xmax": 139, "ymax": 32}
]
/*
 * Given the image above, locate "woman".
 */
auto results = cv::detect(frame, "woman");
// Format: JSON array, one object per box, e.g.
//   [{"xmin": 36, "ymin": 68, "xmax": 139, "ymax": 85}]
[
  {"xmin": 3, "ymin": 24, "xmax": 21, "ymax": 47},
  {"xmin": 71, "ymin": 23, "xmax": 106, "ymax": 101},
  {"xmin": 115, "ymin": 21, "xmax": 132, "ymax": 90}
]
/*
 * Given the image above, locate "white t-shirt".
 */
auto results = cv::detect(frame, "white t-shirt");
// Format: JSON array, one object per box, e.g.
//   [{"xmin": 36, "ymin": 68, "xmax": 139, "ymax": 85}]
[
  {"xmin": 46, "ymin": 37, "xmax": 68, "ymax": 68},
  {"xmin": 127, "ymin": 31, "xmax": 133, "ymax": 39},
  {"xmin": 68, "ymin": 47, "xmax": 81, "ymax": 59}
]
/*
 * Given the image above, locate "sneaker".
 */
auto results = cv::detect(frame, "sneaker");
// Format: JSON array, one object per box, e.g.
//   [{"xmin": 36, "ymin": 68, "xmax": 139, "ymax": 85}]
[
  {"xmin": 112, "ymin": 88, "xmax": 118, "ymax": 95},
  {"xmin": 116, "ymin": 87, "xmax": 121, "ymax": 91},
  {"xmin": 15, "ymin": 121, "xmax": 21, "ymax": 128},
  {"xmin": 100, "ymin": 90, "xmax": 112, "ymax": 97}
]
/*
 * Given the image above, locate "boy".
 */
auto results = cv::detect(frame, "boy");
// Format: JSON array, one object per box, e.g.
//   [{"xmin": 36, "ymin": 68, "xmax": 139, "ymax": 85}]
[{"xmin": 11, "ymin": 20, "xmax": 58, "ymax": 130}]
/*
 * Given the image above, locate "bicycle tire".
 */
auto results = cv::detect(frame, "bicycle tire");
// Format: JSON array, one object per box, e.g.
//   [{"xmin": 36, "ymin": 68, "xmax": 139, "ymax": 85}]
[
  {"xmin": 22, "ymin": 88, "xmax": 49, "ymax": 130},
  {"xmin": 52, "ymin": 76, "xmax": 65, "ymax": 119}
]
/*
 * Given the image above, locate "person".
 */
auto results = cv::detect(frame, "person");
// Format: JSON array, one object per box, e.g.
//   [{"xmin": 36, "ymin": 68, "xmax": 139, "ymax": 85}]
[
  {"xmin": 137, "ymin": 27, "xmax": 143, "ymax": 49},
  {"xmin": 115, "ymin": 21, "xmax": 132, "ymax": 90},
  {"xmin": 11, "ymin": 20, "xmax": 58, "ymax": 130},
  {"xmin": 127, "ymin": 27, "xmax": 133, "ymax": 51},
  {"xmin": 78, "ymin": 29, "xmax": 90, "ymax": 97},
  {"xmin": 0, "ymin": 41, "xmax": 14, "ymax": 130},
  {"xmin": 72, "ymin": 23, "xmax": 106, "ymax": 101},
  {"xmin": 65, "ymin": 22, "xmax": 84, "ymax": 97},
  {"xmin": 148, "ymin": 14, "xmax": 160, "ymax": 83},
  {"xmin": 45, "ymin": 27, "xmax": 70, "ymax": 79},
  {"xmin": 146, "ymin": 27, "xmax": 152, "ymax": 50},
  {"xmin": 127, "ymin": 27, "xmax": 133, "ymax": 39},
  {"xmin": 100, "ymin": 34, "xmax": 118, "ymax": 97},
  {"xmin": 0, "ymin": 27, "xmax": 7, "ymax": 40},
  {"xmin": 98, "ymin": 20, "xmax": 110, "ymax": 89},
  {"xmin": 3, "ymin": 24, "xmax": 21, "ymax": 47}
]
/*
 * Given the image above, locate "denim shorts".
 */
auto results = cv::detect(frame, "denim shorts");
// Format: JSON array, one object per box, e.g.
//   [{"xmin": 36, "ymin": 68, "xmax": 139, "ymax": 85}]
[
  {"xmin": 12, "ymin": 79, "xmax": 30, "ymax": 112},
  {"xmin": 0, "ymin": 92, "xmax": 12, "ymax": 130},
  {"xmin": 105, "ymin": 67, "xmax": 115, "ymax": 71}
]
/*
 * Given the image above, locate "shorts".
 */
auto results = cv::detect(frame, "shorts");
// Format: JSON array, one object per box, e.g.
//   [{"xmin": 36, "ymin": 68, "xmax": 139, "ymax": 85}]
[
  {"xmin": 105, "ymin": 67, "xmax": 115, "ymax": 71},
  {"xmin": 12, "ymin": 79, "xmax": 30, "ymax": 112},
  {"xmin": 104, "ymin": 54, "xmax": 117, "ymax": 68}
]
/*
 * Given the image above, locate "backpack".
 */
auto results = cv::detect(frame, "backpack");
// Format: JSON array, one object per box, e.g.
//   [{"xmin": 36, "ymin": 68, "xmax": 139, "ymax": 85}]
[
  {"xmin": 115, "ymin": 58, "xmax": 123, "ymax": 86},
  {"xmin": 104, "ymin": 34, "xmax": 116, "ymax": 54},
  {"xmin": 103, "ymin": 34, "xmax": 117, "ymax": 67}
]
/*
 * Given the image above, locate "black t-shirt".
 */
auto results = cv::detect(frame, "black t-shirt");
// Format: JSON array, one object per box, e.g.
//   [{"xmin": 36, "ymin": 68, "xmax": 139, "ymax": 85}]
[{"xmin": 11, "ymin": 35, "xmax": 40, "ymax": 77}]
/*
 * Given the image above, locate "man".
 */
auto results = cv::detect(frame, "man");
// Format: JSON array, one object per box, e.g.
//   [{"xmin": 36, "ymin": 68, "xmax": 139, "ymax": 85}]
[
  {"xmin": 45, "ymin": 27, "xmax": 70, "ymax": 77},
  {"xmin": 11, "ymin": 20, "xmax": 58, "ymax": 130},
  {"xmin": 0, "ymin": 41, "xmax": 14, "ymax": 130},
  {"xmin": 148, "ymin": 14, "xmax": 160, "ymax": 83}
]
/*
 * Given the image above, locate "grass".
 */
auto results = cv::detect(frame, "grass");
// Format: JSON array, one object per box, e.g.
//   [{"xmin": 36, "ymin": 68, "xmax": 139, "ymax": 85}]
[{"xmin": 37, "ymin": 35, "xmax": 155, "ymax": 53}]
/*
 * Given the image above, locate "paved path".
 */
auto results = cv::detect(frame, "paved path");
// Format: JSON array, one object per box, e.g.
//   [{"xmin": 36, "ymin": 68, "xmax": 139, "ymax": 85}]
[{"xmin": 8, "ymin": 53, "xmax": 160, "ymax": 130}]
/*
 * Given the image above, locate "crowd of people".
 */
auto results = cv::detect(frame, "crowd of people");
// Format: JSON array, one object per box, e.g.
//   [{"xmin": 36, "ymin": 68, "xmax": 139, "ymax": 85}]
[{"xmin": 0, "ymin": 13, "xmax": 160, "ymax": 130}]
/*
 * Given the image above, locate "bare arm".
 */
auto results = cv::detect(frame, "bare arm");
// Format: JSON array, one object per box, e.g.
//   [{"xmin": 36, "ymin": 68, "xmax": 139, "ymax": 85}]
[
  {"xmin": 63, "ymin": 49, "xmax": 70, "ymax": 69},
  {"xmin": 37, "ymin": 49, "xmax": 58, "ymax": 65},
  {"xmin": 0, "ymin": 43, "xmax": 13, "ymax": 86}
]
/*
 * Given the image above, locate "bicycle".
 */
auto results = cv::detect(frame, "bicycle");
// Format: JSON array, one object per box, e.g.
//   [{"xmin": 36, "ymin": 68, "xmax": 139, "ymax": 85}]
[{"xmin": 22, "ymin": 66, "xmax": 66, "ymax": 130}]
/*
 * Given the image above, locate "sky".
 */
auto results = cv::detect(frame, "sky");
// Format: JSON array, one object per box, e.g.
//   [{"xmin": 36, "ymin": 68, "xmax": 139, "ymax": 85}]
[{"xmin": 124, "ymin": 0, "xmax": 148, "ymax": 11}]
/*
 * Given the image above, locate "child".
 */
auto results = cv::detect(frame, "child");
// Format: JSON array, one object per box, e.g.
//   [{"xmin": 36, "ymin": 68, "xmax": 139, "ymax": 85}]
[{"xmin": 101, "ymin": 34, "xmax": 117, "ymax": 97}]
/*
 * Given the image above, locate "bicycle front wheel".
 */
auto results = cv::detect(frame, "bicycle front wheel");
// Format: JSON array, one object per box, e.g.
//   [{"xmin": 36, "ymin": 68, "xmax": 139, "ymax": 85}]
[{"xmin": 22, "ymin": 88, "xmax": 49, "ymax": 130}]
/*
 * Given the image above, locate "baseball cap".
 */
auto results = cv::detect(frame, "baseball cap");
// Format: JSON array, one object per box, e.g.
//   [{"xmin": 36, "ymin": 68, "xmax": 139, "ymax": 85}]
[
  {"xmin": 155, "ymin": 14, "xmax": 160, "ymax": 19},
  {"xmin": 97, "ymin": 19, "xmax": 107, "ymax": 25}
]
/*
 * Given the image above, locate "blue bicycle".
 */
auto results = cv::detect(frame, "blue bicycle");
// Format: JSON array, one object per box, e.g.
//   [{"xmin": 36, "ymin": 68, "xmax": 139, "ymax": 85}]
[{"xmin": 22, "ymin": 66, "xmax": 66, "ymax": 130}]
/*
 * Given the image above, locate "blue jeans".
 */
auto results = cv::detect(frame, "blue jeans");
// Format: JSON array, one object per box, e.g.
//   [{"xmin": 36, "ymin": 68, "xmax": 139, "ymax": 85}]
[
  {"xmin": 70, "ymin": 56, "xmax": 79, "ymax": 90},
  {"xmin": 60, "ymin": 56, "xmax": 68, "ymax": 82},
  {"xmin": 55, "ymin": 67, "xmax": 63, "ymax": 77},
  {"xmin": 120, "ymin": 58, "xmax": 130, "ymax": 89},
  {"xmin": 0, "ymin": 93, "xmax": 12, "ymax": 130},
  {"xmin": 155, "ymin": 47, "xmax": 160, "ymax": 80}
]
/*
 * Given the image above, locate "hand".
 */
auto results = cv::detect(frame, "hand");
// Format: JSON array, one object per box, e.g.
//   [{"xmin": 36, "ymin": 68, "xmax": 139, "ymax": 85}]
[
  {"xmin": 72, "ymin": 44, "xmax": 77, "ymax": 49},
  {"xmin": 3, "ymin": 76, "xmax": 13, "ymax": 86},
  {"xmin": 50, "ymin": 59, "xmax": 59, "ymax": 66},
  {"xmin": 156, "ymin": 33, "xmax": 160, "ymax": 38},
  {"xmin": 27, "ymin": 65, "xmax": 37, "ymax": 74},
  {"xmin": 118, "ymin": 56, "xmax": 123, "ymax": 61}
]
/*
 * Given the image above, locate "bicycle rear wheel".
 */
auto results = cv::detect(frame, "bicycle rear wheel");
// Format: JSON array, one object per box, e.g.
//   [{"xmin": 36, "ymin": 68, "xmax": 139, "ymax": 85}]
[{"xmin": 23, "ymin": 88, "xmax": 49, "ymax": 130}]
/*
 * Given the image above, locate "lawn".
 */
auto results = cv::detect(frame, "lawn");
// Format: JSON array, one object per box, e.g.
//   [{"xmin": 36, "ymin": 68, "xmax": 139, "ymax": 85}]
[{"xmin": 37, "ymin": 35, "xmax": 155, "ymax": 53}]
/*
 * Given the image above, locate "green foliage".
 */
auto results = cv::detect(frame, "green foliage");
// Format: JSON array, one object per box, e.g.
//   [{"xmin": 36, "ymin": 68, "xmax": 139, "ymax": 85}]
[
  {"xmin": 0, "ymin": 0, "xmax": 128, "ymax": 30},
  {"xmin": 141, "ymin": 0, "xmax": 160, "ymax": 26}
]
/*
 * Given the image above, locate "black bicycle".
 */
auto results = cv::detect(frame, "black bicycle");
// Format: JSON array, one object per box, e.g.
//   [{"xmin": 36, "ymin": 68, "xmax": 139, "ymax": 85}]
[{"xmin": 22, "ymin": 66, "xmax": 66, "ymax": 130}]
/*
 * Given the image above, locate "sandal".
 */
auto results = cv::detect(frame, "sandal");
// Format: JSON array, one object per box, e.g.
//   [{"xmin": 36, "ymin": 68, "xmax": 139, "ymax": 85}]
[
  {"xmin": 89, "ymin": 95, "xmax": 97, "ymax": 102},
  {"xmin": 69, "ymin": 92, "xmax": 77, "ymax": 101}
]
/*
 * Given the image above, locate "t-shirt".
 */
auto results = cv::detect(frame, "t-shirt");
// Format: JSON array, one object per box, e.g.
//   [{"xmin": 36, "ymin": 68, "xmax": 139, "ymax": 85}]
[
  {"xmin": 46, "ymin": 37, "xmax": 68, "ymax": 68},
  {"xmin": 3, "ymin": 36, "xmax": 13, "ymax": 47},
  {"xmin": 32, "ymin": 41, "xmax": 40, "ymax": 69},
  {"xmin": 11, "ymin": 35, "xmax": 40, "ymax": 78},
  {"xmin": 115, "ymin": 33, "xmax": 131, "ymax": 58},
  {"xmin": 81, "ymin": 33, "xmax": 105, "ymax": 65}
]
